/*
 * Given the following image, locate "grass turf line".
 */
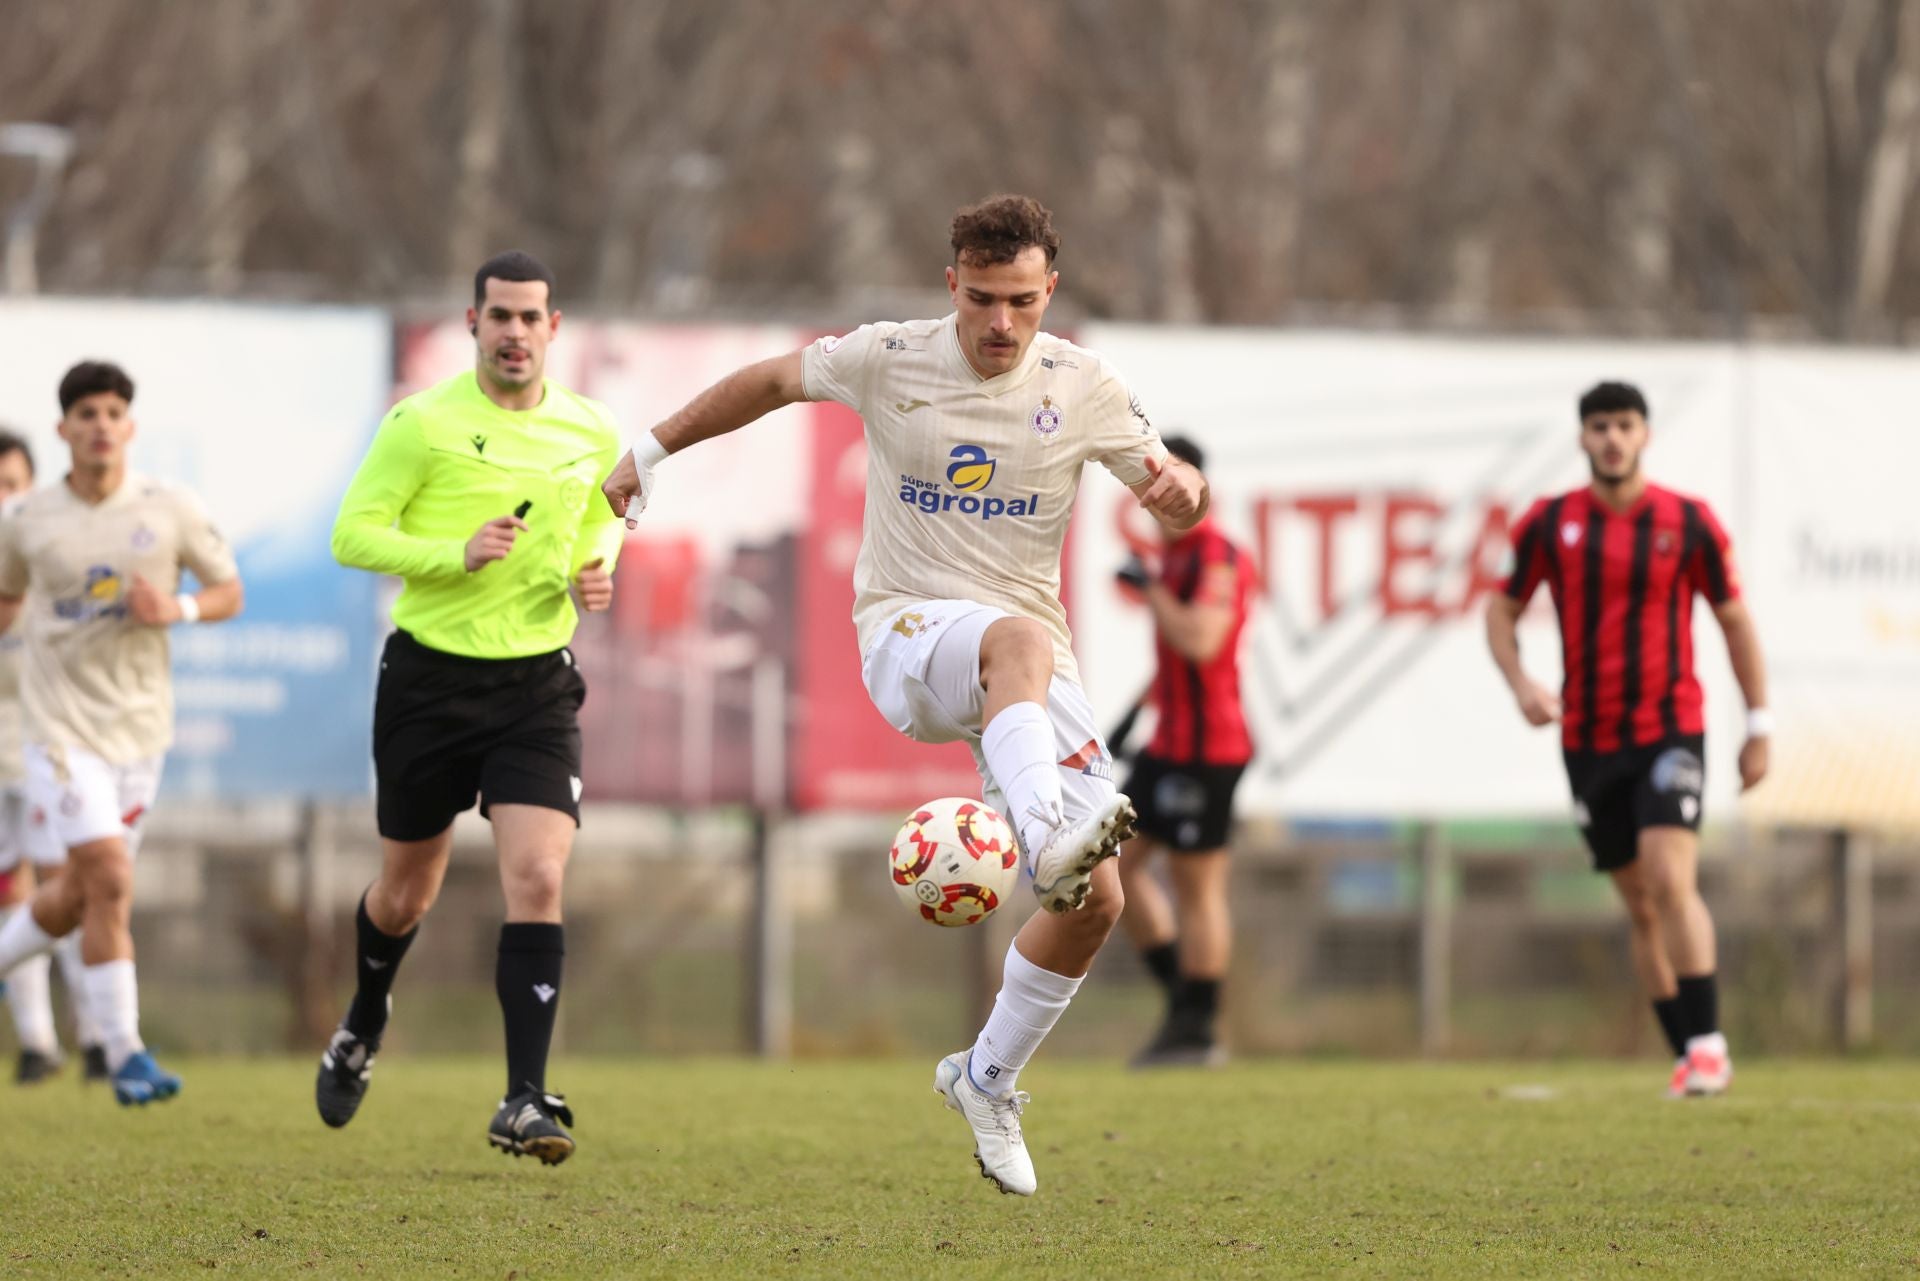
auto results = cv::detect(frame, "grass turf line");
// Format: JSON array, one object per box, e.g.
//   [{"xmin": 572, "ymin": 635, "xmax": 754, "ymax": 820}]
[{"xmin": 2, "ymin": 1058, "xmax": 1917, "ymax": 1278}]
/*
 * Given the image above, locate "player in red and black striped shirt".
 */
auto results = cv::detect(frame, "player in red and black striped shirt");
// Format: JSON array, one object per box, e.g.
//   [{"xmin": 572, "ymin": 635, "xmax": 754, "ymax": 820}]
[
  {"xmin": 1487, "ymin": 381, "xmax": 1771, "ymax": 1098},
  {"xmin": 1112, "ymin": 436, "xmax": 1258, "ymax": 1067}
]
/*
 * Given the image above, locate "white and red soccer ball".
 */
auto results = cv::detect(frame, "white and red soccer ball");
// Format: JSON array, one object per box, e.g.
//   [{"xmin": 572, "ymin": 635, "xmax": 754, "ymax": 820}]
[{"xmin": 888, "ymin": 797, "xmax": 1021, "ymax": 927}]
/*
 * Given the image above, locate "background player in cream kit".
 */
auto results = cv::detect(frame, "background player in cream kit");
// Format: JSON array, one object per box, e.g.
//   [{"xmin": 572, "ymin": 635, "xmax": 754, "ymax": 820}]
[
  {"xmin": 0, "ymin": 361, "xmax": 245, "ymax": 1106},
  {"xmin": 0, "ymin": 428, "xmax": 97, "ymax": 1087},
  {"xmin": 603, "ymin": 194, "xmax": 1207, "ymax": 1196}
]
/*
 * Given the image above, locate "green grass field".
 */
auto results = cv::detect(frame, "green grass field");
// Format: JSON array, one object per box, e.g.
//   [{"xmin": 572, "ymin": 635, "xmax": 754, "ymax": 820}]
[{"xmin": 4, "ymin": 1057, "xmax": 1917, "ymax": 1278}]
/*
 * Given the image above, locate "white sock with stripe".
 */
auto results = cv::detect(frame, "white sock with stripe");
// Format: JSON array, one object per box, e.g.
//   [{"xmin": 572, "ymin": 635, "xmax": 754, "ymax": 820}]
[
  {"xmin": 967, "ymin": 942, "xmax": 1082, "ymax": 1098},
  {"xmin": 981, "ymin": 702, "xmax": 1063, "ymax": 861},
  {"xmin": 81, "ymin": 959, "xmax": 144, "ymax": 1073}
]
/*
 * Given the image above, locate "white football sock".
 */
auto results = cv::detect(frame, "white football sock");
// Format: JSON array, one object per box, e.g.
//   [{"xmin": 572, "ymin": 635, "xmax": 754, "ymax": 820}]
[
  {"xmin": 81, "ymin": 959, "xmax": 144, "ymax": 1073},
  {"xmin": 968, "ymin": 941, "xmax": 1082, "ymax": 1098},
  {"xmin": 3, "ymin": 937, "xmax": 56, "ymax": 1055},
  {"xmin": 52, "ymin": 933, "xmax": 100, "ymax": 1046},
  {"xmin": 981, "ymin": 701, "xmax": 1063, "ymax": 861},
  {"xmin": 0, "ymin": 901, "xmax": 57, "ymax": 977}
]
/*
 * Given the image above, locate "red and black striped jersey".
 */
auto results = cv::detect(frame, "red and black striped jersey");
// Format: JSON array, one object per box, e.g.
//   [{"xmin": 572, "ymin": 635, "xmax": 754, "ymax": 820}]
[
  {"xmin": 1503, "ymin": 483, "xmax": 1740, "ymax": 753},
  {"xmin": 1147, "ymin": 521, "xmax": 1257, "ymax": 766}
]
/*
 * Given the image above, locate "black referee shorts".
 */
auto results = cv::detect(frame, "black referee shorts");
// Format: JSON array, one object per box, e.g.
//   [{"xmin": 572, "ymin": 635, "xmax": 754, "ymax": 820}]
[
  {"xmin": 1562, "ymin": 733, "xmax": 1706, "ymax": 873},
  {"xmin": 1125, "ymin": 752, "xmax": 1246, "ymax": 853},
  {"xmin": 372, "ymin": 630, "xmax": 587, "ymax": 842}
]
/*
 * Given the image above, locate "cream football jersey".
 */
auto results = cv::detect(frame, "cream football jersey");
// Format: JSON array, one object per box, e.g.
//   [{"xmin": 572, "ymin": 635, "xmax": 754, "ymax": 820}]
[
  {"xmin": 803, "ymin": 313, "xmax": 1165, "ymax": 681},
  {"xmin": 0, "ymin": 474, "xmax": 238, "ymax": 765},
  {"xmin": 0, "ymin": 624, "xmax": 20, "ymax": 782}
]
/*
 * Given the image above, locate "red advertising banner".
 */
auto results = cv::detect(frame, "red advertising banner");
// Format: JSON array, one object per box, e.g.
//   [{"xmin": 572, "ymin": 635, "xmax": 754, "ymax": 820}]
[{"xmin": 793, "ymin": 400, "xmax": 979, "ymax": 812}]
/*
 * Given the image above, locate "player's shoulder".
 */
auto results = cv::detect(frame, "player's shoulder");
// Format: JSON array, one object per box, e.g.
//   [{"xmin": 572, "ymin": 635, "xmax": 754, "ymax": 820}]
[
  {"xmin": 543, "ymin": 381, "xmax": 620, "ymax": 443},
  {"xmin": 834, "ymin": 316, "xmax": 945, "ymax": 354},
  {"xmin": 4, "ymin": 484, "xmax": 62, "ymax": 522},
  {"xmin": 1516, "ymin": 487, "xmax": 1586, "ymax": 526},
  {"xmin": 382, "ymin": 374, "xmax": 466, "ymax": 429},
  {"xmin": 1645, "ymin": 481, "xmax": 1723, "ymax": 522},
  {"xmin": 1033, "ymin": 330, "xmax": 1123, "ymax": 385},
  {"xmin": 126, "ymin": 472, "xmax": 209, "ymax": 514}
]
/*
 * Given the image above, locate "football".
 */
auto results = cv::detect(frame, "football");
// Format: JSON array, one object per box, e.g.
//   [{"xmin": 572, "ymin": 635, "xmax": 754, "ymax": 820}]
[{"xmin": 888, "ymin": 797, "xmax": 1021, "ymax": 927}]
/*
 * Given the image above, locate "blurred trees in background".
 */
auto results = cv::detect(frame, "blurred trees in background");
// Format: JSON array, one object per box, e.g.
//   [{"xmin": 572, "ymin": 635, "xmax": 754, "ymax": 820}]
[{"xmin": 4, "ymin": 0, "xmax": 1920, "ymax": 339}]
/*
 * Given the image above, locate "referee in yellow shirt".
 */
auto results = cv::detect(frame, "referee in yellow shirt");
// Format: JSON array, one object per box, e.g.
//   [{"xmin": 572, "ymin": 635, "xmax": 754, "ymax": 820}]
[{"xmin": 316, "ymin": 251, "xmax": 623, "ymax": 1165}]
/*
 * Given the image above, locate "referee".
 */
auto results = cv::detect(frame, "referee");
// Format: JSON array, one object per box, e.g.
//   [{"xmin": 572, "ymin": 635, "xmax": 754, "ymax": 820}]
[{"xmin": 315, "ymin": 251, "xmax": 624, "ymax": 1165}]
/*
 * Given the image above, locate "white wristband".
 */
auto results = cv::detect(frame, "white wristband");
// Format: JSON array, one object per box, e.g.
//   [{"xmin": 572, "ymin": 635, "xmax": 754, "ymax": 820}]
[
  {"xmin": 175, "ymin": 593, "xmax": 201, "ymax": 624},
  {"xmin": 632, "ymin": 430, "xmax": 669, "ymax": 469},
  {"xmin": 1745, "ymin": 707, "xmax": 1774, "ymax": 739}
]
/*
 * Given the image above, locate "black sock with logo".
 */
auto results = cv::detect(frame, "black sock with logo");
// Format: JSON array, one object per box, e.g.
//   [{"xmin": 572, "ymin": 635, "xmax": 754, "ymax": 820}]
[
  {"xmin": 497, "ymin": 923, "xmax": 566, "ymax": 1097},
  {"xmin": 345, "ymin": 891, "xmax": 417, "ymax": 1042}
]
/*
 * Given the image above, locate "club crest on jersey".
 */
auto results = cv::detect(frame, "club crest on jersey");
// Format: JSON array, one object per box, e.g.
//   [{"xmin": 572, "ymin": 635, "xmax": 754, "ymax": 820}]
[
  {"xmin": 1561, "ymin": 521, "xmax": 1582, "ymax": 546},
  {"xmin": 131, "ymin": 524, "xmax": 156, "ymax": 550},
  {"xmin": 1029, "ymin": 394, "xmax": 1063, "ymax": 442},
  {"xmin": 945, "ymin": 444, "xmax": 996, "ymax": 493}
]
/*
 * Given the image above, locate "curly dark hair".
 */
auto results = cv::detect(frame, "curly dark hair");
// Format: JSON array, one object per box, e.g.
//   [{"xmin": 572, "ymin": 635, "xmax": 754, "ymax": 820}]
[
  {"xmin": 59, "ymin": 360, "xmax": 135, "ymax": 413},
  {"xmin": 950, "ymin": 194, "xmax": 1060, "ymax": 267},
  {"xmin": 1578, "ymin": 380, "xmax": 1649, "ymax": 420}
]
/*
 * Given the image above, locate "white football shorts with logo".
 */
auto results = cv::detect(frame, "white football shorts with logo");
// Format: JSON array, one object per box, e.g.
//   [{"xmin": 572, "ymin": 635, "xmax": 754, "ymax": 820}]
[
  {"xmin": 861, "ymin": 599, "xmax": 1118, "ymax": 826},
  {"xmin": 22, "ymin": 743, "xmax": 164, "ymax": 865}
]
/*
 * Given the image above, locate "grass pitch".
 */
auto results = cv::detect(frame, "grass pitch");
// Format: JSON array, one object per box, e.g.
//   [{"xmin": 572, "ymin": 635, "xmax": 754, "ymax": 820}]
[{"xmin": 2, "ymin": 1056, "xmax": 1916, "ymax": 1278}]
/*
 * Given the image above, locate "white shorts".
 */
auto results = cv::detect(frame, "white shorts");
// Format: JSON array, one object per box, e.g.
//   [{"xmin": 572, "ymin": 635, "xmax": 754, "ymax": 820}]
[
  {"xmin": 22, "ymin": 743, "xmax": 164, "ymax": 865},
  {"xmin": 861, "ymin": 600, "xmax": 1118, "ymax": 825},
  {"xmin": 0, "ymin": 785, "xmax": 27, "ymax": 872}
]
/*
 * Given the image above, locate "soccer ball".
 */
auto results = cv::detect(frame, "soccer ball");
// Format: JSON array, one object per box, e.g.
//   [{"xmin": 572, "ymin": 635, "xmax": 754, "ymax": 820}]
[{"xmin": 888, "ymin": 797, "xmax": 1021, "ymax": 927}]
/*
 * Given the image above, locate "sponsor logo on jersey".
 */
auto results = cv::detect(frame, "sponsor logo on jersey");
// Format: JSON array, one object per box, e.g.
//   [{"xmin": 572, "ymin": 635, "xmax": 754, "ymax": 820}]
[
  {"xmin": 898, "ymin": 445, "xmax": 1040, "ymax": 521},
  {"xmin": 53, "ymin": 565, "xmax": 127, "ymax": 622},
  {"xmin": 944, "ymin": 445, "xmax": 996, "ymax": 492}
]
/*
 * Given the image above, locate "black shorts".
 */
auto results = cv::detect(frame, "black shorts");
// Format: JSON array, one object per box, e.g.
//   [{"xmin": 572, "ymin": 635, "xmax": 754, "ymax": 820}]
[
  {"xmin": 1562, "ymin": 734, "xmax": 1705, "ymax": 872},
  {"xmin": 373, "ymin": 630, "xmax": 587, "ymax": 842},
  {"xmin": 1125, "ymin": 753, "xmax": 1246, "ymax": 852}
]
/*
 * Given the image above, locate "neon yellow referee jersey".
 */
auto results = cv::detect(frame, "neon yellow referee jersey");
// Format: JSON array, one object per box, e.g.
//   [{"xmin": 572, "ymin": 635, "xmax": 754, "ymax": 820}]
[{"xmin": 332, "ymin": 372, "xmax": 625, "ymax": 659}]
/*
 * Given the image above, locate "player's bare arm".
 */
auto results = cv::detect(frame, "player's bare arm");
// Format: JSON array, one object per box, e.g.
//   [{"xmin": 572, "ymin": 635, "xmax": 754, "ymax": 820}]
[
  {"xmin": 1143, "ymin": 584, "xmax": 1236, "ymax": 663},
  {"xmin": 1713, "ymin": 597, "xmax": 1770, "ymax": 791},
  {"xmin": 1485, "ymin": 594, "xmax": 1563, "ymax": 727},
  {"xmin": 601, "ymin": 351, "xmax": 808, "ymax": 522},
  {"xmin": 1128, "ymin": 454, "xmax": 1208, "ymax": 529},
  {"xmin": 126, "ymin": 573, "xmax": 244, "ymax": 626}
]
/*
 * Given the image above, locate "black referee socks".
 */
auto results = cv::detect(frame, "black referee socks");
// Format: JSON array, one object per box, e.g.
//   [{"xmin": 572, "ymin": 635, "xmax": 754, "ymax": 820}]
[
  {"xmin": 1677, "ymin": 973, "xmax": 1719, "ymax": 1040},
  {"xmin": 345, "ymin": 891, "xmax": 418, "ymax": 1042},
  {"xmin": 498, "ymin": 922, "xmax": 565, "ymax": 1095}
]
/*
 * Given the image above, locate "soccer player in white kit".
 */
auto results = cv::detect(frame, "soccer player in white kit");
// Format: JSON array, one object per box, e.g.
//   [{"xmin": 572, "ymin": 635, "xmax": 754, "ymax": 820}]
[
  {"xmin": 0, "ymin": 361, "xmax": 245, "ymax": 1105},
  {"xmin": 603, "ymin": 195, "xmax": 1208, "ymax": 1195},
  {"xmin": 0, "ymin": 428, "xmax": 91, "ymax": 1085}
]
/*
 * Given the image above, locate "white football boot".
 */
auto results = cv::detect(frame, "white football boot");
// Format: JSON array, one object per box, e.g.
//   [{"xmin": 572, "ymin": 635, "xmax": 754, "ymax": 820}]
[
  {"xmin": 1683, "ymin": 1032, "xmax": 1733, "ymax": 1096},
  {"xmin": 934, "ymin": 1050, "xmax": 1037, "ymax": 1196},
  {"xmin": 1027, "ymin": 793, "xmax": 1136, "ymax": 914}
]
